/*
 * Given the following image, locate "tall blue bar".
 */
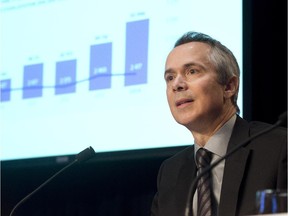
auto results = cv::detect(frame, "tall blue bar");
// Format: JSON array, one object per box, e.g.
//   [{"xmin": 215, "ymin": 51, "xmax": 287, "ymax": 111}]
[
  {"xmin": 23, "ymin": 63, "xmax": 43, "ymax": 99},
  {"xmin": 55, "ymin": 59, "xmax": 77, "ymax": 95},
  {"xmin": 125, "ymin": 19, "xmax": 149, "ymax": 86},
  {"xmin": 89, "ymin": 43, "xmax": 112, "ymax": 90}
]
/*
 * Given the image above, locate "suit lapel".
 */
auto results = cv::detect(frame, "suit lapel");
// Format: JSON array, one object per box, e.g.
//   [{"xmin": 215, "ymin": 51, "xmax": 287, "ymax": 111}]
[
  {"xmin": 175, "ymin": 146, "xmax": 197, "ymax": 214},
  {"xmin": 218, "ymin": 116, "xmax": 251, "ymax": 216}
]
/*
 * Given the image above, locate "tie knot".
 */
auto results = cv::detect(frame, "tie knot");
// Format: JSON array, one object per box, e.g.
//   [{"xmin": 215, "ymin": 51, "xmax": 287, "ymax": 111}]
[{"xmin": 196, "ymin": 148, "xmax": 212, "ymax": 169}]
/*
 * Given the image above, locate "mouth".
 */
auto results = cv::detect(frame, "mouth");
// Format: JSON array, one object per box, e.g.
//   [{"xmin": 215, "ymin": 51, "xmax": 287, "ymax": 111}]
[{"xmin": 175, "ymin": 98, "xmax": 194, "ymax": 107}]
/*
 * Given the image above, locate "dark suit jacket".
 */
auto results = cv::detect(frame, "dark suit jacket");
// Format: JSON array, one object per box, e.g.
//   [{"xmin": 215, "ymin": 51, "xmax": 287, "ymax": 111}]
[{"xmin": 151, "ymin": 116, "xmax": 287, "ymax": 216}]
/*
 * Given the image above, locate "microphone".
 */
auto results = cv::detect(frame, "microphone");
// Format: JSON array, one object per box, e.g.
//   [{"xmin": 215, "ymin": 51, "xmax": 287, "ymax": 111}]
[
  {"xmin": 9, "ymin": 146, "xmax": 96, "ymax": 216},
  {"xmin": 184, "ymin": 111, "xmax": 287, "ymax": 216}
]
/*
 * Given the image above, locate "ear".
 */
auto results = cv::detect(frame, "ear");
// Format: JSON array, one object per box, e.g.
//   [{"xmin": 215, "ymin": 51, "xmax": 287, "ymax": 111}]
[{"xmin": 224, "ymin": 76, "xmax": 238, "ymax": 99}]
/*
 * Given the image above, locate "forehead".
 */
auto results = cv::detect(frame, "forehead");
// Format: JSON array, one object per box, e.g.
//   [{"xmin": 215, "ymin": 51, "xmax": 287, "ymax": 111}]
[
  {"xmin": 165, "ymin": 42, "xmax": 211, "ymax": 70},
  {"xmin": 167, "ymin": 42, "xmax": 210, "ymax": 61}
]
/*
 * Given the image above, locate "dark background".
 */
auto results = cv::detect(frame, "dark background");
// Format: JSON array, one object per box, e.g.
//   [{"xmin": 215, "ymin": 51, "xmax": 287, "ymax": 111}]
[
  {"xmin": 1, "ymin": 0, "xmax": 287, "ymax": 215},
  {"xmin": 243, "ymin": 0, "xmax": 287, "ymax": 124}
]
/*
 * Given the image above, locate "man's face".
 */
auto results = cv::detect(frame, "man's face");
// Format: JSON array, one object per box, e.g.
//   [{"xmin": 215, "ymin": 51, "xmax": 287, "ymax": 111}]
[{"xmin": 164, "ymin": 42, "xmax": 227, "ymax": 131}]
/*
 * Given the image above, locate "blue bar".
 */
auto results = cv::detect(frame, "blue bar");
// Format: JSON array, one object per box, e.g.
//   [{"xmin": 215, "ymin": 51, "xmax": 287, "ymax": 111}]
[
  {"xmin": 125, "ymin": 19, "xmax": 149, "ymax": 86},
  {"xmin": 23, "ymin": 63, "xmax": 43, "ymax": 99},
  {"xmin": 55, "ymin": 59, "xmax": 77, "ymax": 95},
  {"xmin": 89, "ymin": 43, "xmax": 112, "ymax": 90},
  {"xmin": 0, "ymin": 79, "xmax": 11, "ymax": 102}
]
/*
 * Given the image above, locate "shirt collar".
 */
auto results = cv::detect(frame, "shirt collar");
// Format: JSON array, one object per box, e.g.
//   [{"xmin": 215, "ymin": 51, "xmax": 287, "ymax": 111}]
[{"xmin": 195, "ymin": 114, "xmax": 237, "ymax": 157}]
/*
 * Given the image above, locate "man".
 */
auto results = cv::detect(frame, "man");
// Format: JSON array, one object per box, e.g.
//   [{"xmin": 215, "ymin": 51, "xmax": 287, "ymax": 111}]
[{"xmin": 150, "ymin": 31, "xmax": 287, "ymax": 216}]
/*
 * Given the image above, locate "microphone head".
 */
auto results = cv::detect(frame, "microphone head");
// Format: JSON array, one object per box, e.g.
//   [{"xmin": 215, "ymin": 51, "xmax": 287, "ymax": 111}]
[{"xmin": 76, "ymin": 146, "xmax": 96, "ymax": 162}]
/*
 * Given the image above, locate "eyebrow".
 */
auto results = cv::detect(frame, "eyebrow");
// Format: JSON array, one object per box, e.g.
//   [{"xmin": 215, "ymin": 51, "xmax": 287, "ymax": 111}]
[
  {"xmin": 164, "ymin": 62, "xmax": 203, "ymax": 77},
  {"xmin": 164, "ymin": 68, "xmax": 174, "ymax": 76}
]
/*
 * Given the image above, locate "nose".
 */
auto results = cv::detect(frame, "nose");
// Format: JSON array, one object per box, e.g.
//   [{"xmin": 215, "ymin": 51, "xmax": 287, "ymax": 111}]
[{"xmin": 172, "ymin": 75, "xmax": 188, "ymax": 92}]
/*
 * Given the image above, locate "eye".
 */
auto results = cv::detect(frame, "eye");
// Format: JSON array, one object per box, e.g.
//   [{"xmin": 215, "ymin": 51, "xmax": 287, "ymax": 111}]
[
  {"xmin": 187, "ymin": 68, "xmax": 197, "ymax": 75},
  {"xmin": 164, "ymin": 74, "xmax": 174, "ymax": 82}
]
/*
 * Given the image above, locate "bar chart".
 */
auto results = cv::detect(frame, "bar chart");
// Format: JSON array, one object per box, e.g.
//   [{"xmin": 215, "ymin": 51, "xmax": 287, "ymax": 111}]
[{"xmin": 0, "ymin": 19, "xmax": 149, "ymax": 102}]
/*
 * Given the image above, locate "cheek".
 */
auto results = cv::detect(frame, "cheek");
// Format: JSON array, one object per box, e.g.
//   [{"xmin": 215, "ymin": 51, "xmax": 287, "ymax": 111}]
[
  {"xmin": 198, "ymin": 81, "xmax": 224, "ymax": 102},
  {"xmin": 166, "ymin": 91, "xmax": 180, "ymax": 118},
  {"xmin": 204, "ymin": 86, "xmax": 224, "ymax": 106},
  {"xmin": 166, "ymin": 91, "xmax": 174, "ymax": 109}
]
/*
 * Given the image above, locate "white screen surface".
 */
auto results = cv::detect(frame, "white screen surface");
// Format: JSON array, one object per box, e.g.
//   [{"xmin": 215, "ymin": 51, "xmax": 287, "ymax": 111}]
[{"xmin": 0, "ymin": 0, "xmax": 242, "ymax": 160}]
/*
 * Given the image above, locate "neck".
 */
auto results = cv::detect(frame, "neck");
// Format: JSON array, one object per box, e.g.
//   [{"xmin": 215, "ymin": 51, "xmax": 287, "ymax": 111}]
[{"xmin": 191, "ymin": 109, "xmax": 236, "ymax": 147}]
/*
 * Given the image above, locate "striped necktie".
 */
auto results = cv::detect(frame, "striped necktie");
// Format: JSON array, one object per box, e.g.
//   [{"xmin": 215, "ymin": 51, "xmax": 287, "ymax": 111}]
[{"xmin": 196, "ymin": 148, "xmax": 213, "ymax": 216}]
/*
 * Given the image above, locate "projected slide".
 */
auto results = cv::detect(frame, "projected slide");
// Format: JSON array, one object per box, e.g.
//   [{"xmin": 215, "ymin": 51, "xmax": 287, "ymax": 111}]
[{"xmin": 0, "ymin": 0, "xmax": 242, "ymax": 160}]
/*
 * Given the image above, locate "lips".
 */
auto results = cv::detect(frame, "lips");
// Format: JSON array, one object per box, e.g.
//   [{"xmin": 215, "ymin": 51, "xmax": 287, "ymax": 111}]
[{"xmin": 175, "ymin": 98, "xmax": 194, "ymax": 107}]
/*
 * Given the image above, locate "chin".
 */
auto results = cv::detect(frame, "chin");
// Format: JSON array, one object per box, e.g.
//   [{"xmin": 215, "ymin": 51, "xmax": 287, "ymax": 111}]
[
  {"xmin": 174, "ymin": 112, "xmax": 202, "ymax": 127},
  {"xmin": 175, "ymin": 117, "xmax": 194, "ymax": 127}
]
